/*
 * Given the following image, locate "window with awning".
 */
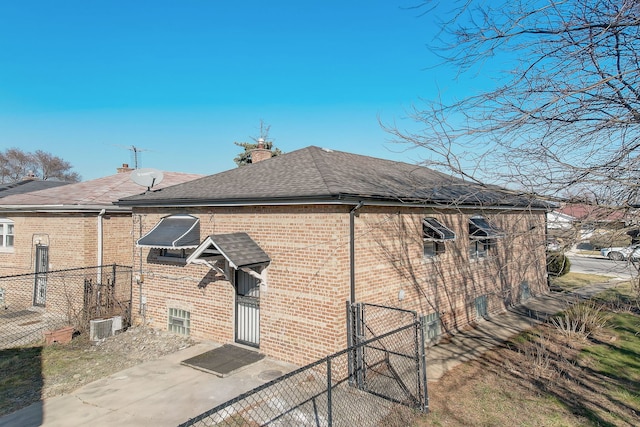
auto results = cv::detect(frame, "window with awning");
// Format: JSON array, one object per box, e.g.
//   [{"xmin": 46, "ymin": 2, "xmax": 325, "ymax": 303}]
[
  {"xmin": 422, "ymin": 218, "xmax": 456, "ymax": 258},
  {"xmin": 469, "ymin": 216, "xmax": 504, "ymax": 239},
  {"xmin": 136, "ymin": 214, "xmax": 200, "ymax": 249},
  {"xmin": 423, "ymin": 218, "xmax": 456, "ymax": 241},
  {"xmin": 469, "ymin": 216, "xmax": 503, "ymax": 259}
]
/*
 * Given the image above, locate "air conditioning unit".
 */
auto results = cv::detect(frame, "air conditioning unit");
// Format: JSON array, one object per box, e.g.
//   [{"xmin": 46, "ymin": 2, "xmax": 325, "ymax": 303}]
[
  {"xmin": 90, "ymin": 318, "xmax": 113, "ymax": 342},
  {"xmin": 111, "ymin": 315, "xmax": 123, "ymax": 335}
]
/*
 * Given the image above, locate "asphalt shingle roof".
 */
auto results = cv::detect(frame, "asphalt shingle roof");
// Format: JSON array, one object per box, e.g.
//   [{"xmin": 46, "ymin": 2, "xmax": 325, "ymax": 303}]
[
  {"xmin": 206, "ymin": 232, "xmax": 271, "ymax": 269},
  {"xmin": 0, "ymin": 171, "xmax": 203, "ymax": 209},
  {"xmin": 118, "ymin": 146, "xmax": 542, "ymax": 208},
  {"xmin": 0, "ymin": 179, "xmax": 70, "ymax": 198}
]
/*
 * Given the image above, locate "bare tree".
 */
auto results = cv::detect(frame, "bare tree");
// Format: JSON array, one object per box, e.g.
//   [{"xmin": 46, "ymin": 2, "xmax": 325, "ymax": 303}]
[
  {"xmin": 234, "ymin": 121, "xmax": 283, "ymax": 167},
  {"xmin": 0, "ymin": 148, "xmax": 33, "ymax": 183},
  {"xmin": 0, "ymin": 148, "xmax": 80, "ymax": 183},
  {"xmin": 388, "ymin": 0, "xmax": 640, "ymax": 207}
]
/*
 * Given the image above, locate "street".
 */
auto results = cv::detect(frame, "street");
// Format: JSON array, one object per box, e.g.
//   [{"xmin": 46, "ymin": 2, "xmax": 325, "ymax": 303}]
[{"xmin": 567, "ymin": 254, "xmax": 638, "ymax": 280}]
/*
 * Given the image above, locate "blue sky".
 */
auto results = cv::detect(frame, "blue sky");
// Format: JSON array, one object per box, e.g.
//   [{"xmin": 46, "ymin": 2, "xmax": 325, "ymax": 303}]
[{"xmin": 0, "ymin": 1, "xmax": 474, "ymax": 181}]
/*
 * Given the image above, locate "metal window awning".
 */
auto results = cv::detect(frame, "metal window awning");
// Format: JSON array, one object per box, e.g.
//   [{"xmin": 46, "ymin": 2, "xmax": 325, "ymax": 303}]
[
  {"xmin": 136, "ymin": 214, "xmax": 200, "ymax": 249},
  {"xmin": 423, "ymin": 218, "xmax": 456, "ymax": 241},
  {"xmin": 187, "ymin": 232, "xmax": 270, "ymax": 270},
  {"xmin": 469, "ymin": 216, "xmax": 504, "ymax": 239}
]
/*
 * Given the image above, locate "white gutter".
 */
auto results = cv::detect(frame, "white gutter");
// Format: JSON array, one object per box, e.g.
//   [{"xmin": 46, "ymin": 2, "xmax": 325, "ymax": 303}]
[{"xmin": 97, "ymin": 209, "xmax": 106, "ymax": 283}]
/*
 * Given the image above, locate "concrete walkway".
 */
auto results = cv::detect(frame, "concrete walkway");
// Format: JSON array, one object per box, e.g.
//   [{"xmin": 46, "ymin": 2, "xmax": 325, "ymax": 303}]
[
  {"xmin": 0, "ymin": 278, "xmax": 623, "ymax": 427},
  {"xmin": 0, "ymin": 343, "xmax": 297, "ymax": 427}
]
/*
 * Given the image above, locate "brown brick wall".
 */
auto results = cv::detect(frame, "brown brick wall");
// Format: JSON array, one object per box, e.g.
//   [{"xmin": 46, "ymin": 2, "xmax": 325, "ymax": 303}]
[
  {"xmin": 132, "ymin": 205, "xmax": 547, "ymax": 366},
  {"xmin": 357, "ymin": 207, "xmax": 548, "ymax": 334},
  {"xmin": 0, "ymin": 212, "xmax": 134, "ymax": 276},
  {"xmin": 132, "ymin": 206, "xmax": 350, "ymax": 365}
]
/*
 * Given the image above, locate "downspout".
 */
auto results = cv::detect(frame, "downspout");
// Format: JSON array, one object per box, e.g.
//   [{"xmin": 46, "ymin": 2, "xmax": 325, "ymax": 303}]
[
  {"xmin": 349, "ymin": 201, "xmax": 364, "ymax": 302},
  {"xmin": 97, "ymin": 209, "xmax": 106, "ymax": 283}
]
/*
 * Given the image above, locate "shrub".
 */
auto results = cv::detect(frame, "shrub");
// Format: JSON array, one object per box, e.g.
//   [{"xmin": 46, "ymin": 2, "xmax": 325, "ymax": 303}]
[
  {"xmin": 550, "ymin": 299, "xmax": 610, "ymax": 339},
  {"xmin": 547, "ymin": 252, "xmax": 571, "ymax": 276}
]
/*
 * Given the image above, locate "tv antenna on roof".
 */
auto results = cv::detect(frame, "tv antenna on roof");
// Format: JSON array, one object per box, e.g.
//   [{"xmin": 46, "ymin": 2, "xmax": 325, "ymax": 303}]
[
  {"xmin": 130, "ymin": 168, "xmax": 164, "ymax": 191},
  {"xmin": 127, "ymin": 145, "xmax": 149, "ymax": 169},
  {"xmin": 113, "ymin": 144, "xmax": 150, "ymax": 169}
]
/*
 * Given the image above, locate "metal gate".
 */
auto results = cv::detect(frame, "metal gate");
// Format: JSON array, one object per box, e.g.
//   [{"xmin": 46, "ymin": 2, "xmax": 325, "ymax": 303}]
[
  {"xmin": 33, "ymin": 244, "xmax": 48, "ymax": 306},
  {"xmin": 83, "ymin": 264, "xmax": 133, "ymax": 327},
  {"xmin": 347, "ymin": 302, "xmax": 428, "ymax": 411},
  {"xmin": 235, "ymin": 270, "xmax": 260, "ymax": 347},
  {"xmin": 180, "ymin": 305, "xmax": 427, "ymax": 427}
]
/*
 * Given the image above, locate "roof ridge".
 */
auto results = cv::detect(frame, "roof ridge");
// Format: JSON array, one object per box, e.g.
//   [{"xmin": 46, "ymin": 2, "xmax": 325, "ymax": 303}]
[{"xmin": 306, "ymin": 147, "xmax": 338, "ymax": 195}]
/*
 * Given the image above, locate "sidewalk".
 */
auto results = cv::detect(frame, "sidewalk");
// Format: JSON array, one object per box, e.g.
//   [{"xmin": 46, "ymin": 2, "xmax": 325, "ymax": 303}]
[{"xmin": 0, "ymin": 279, "xmax": 622, "ymax": 426}]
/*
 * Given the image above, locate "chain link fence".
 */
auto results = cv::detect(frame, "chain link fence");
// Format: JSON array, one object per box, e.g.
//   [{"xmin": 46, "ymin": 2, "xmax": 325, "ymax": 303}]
[
  {"xmin": 180, "ymin": 303, "xmax": 427, "ymax": 427},
  {"xmin": 0, "ymin": 264, "xmax": 132, "ymax": 349}
]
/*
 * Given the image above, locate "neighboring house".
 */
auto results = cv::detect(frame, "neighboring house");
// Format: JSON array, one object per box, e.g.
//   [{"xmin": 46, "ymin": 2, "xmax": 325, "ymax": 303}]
[
  {"xmin": 546, "ymin": 210, "xmax": 575, "ymax": 231},
  {"xmin": 118, "ymin": 146, "xmax": 549, "ymax": 366},
  {"xmin": 0, "ymin": 165, "xmax": 202, "ymax": 306},
  {"xmin": 0, "ymin": 177, "xmax": 70, "ymax": 199},
  {"xmin": 552, "ymin": 203, "xmax": 628, "ymax": 247},
  {"xmin": 0, "ymin": 177, "xmax": 72, "ymax": 259}
]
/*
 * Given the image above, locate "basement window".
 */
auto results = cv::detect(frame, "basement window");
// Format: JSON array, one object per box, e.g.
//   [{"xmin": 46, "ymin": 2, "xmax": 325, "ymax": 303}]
[
  {"xmin": 423, "ymin": 312, "xmax": 442, "ymax": 342},
  {"xmin": 168, "ymin": 308, "xmax": 191, "ymax": 335},
  {"xmin": 475, "ymin": 295, "xmax": 488, "ymax": 319}
]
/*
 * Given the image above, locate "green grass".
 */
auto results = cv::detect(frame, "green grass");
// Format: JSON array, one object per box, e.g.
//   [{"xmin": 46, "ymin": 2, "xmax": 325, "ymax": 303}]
[{"xmin": 581, "ymin": 313, "xmax": 640, "ymax": 382}]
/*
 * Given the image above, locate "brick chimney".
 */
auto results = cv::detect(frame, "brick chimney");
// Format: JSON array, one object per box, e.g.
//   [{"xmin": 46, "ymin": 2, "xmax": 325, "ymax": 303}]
[
  {"xmin": 251, "ymin": 138, "xmax": 273, "ymax": 163},
  {"xmin": 117, "ymin": 163, "xmax": 134, "ymax": 173}
]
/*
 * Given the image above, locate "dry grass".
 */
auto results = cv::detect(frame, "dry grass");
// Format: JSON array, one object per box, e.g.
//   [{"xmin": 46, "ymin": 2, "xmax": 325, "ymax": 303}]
[
  {"xmin": 0, "ymin": 327, "xmax": 193, "ymax": 417},
  {"xmin": 550, "ymin": 272, "xmax": 614, "ymax": 291},
  {"xmin": 417, "ymin": 290, "xmax": 640, "ymax": 427}
]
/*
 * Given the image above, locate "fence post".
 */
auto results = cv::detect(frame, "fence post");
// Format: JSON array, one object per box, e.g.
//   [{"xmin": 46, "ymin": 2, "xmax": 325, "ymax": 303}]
[
  {"xmin": 326, "ymin": 357, "xmax": 333, "ymax": 427},
  {"xmin": 346, "ymin": 301, "xmax": 355, "ymax": 385},
  {"xmin": 355, "ymin": 303, "xmax": 365, "ymax": 389},
  {"xmin": 418, "ymin": 316, "xmax": 429, "ymax": 413}
]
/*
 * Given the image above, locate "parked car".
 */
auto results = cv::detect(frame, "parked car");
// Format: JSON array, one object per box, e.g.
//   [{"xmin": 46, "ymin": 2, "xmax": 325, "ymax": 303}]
[{"xmin": 600, "ymin": 244, "xmax": 640, "ymax": 261}]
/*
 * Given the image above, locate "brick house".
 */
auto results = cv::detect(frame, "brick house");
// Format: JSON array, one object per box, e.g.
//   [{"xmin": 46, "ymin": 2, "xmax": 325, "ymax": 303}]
[
  {"xmin": 0, "ymin": 166, "xmax": 202, "ymax": 310},
  {"xmin": 118, "ymin": 147, "xmax": 548, "ymax": 366},
  {"xmin": 0, "ymin": 177, "xmax": 71, "ymax": 264}
]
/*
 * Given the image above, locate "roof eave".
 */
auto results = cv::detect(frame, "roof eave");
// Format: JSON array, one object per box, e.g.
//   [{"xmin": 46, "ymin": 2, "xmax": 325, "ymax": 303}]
[
  {"xmin": 0, "ymin": 204, "xmax": 131, "ymax": 213},
  {"xmin": 118, "ymin": 194, "xmax": 547, "ymax": 211}
]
